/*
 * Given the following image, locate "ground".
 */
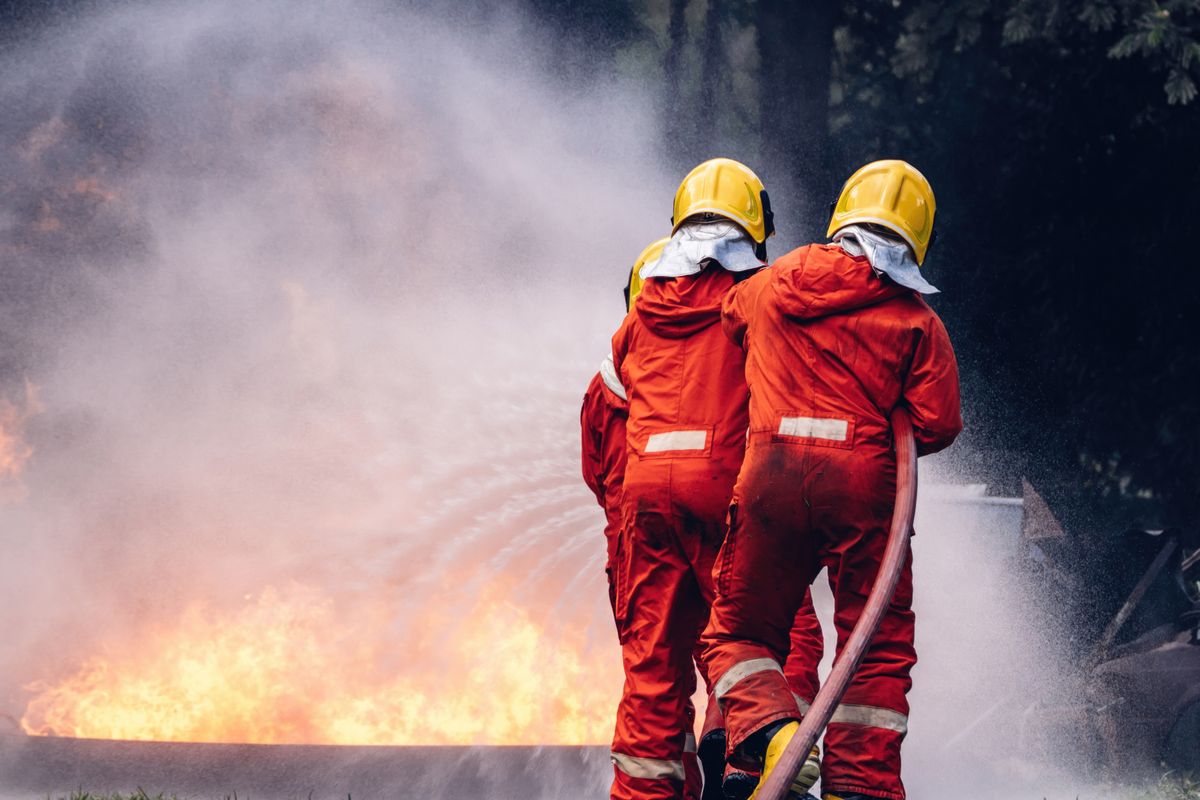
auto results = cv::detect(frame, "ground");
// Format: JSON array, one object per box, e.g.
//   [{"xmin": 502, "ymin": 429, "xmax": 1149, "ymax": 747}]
[{"xmin": 42, "ymin": 777, "xmax": 1200, "ymax": 800}]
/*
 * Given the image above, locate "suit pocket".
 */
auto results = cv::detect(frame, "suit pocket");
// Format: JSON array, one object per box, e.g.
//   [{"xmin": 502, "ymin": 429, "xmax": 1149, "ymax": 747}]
[
  {"xmin": 715, "ymin": 502, "xmax": 739, "ymax": 597},
  {"xmin": 613, "ymin": 527, "xmax": 631, "ymax": 643}
]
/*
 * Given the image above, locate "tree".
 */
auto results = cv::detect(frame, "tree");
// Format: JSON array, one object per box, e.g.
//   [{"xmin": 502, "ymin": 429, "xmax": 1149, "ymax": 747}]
[
  {"xmin": 757, "ymin": 0, "xmax": 838, "ymax": 241},
  {"xmin": 664, "ymin": 0, "xmax": 690, "ymax": 160}
]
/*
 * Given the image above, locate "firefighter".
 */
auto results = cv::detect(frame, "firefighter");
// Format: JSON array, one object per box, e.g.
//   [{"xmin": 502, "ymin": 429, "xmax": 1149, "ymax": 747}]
[
  {"xmin": 581, "ymin": 237, "xmax": 668, "ymax": 627},
  {"xmin": 607, "ymin": 158, "xmax": 774, "ymax": 800},
  {"xmin": 701, "ymin": 160, "xmax": 963, "ymax": 800}
]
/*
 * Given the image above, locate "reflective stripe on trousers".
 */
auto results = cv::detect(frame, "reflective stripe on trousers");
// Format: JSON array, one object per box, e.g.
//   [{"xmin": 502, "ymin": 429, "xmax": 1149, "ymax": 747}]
[
  {"xmin": 713, "ymin": 657, "xmax": 783, "ymax": 700},
  {"xmin": 611, "ymin": 732, "xmax": 696, "ymax": 782},
  {"xmin": 830, "ymin": 703, "xmax": 908, "ymax": 734},
  {"xmin": 718, "ymin": 661, "xmax": 908, "ymax": 736},
  {"xmin": 777, "ymin": 415, "xmax": 848, "ymax": 441},
  {"xmin": 794, "ymin": 692, "xmax": 908, "ymax": 734}
]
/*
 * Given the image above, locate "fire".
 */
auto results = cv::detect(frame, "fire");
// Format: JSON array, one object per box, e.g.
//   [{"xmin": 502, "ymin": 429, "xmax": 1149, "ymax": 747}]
[
  {"xmin": 21, "ymin": 584, "xmax": 622, "ymax": 745},
  {"xmin": 0, "ymin": 381, "xmax": 41, "ymax": 499}
]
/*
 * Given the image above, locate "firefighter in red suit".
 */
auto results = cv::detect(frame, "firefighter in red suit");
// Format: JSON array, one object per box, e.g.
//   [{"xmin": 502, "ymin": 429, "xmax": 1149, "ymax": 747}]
[
  {"xmin": 702, "ymin": 160, "xmax": 963, "ymax": 800},
  {"xmin": 606, "ymin": 159, "xmax": 823, "ymax": 800}
]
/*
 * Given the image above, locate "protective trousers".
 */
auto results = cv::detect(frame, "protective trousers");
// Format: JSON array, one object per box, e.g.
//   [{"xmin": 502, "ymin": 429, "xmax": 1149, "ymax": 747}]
[
  {"xmin": 703, "ymin": 595, "xmax": 823, "ymax": 792},
  {"xmin": 608, "ymin": 266, "xmax": 751, "ymax": 800},
  {"xmin": 701, "ymin": 598, "xmax": 824, "ymax": 739},
  {"xmin": 704, "ymin": 437, "xmax": 915, "ymax": 800},
  {"xmin": 611, "ymin": 508, "xmax": 722, "ymax": 800},
  {"xmin": 784, "ymin": 595, "xmax": 824, "ymax": 712},
  {"xmin": 580, "ymin": 370, "xmax": 629, "ymax": 624}
]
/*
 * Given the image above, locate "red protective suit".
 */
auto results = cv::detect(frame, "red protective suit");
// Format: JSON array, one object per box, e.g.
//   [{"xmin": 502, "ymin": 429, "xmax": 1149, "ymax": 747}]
[
  {"xmin": 702, "ymin": 244, "xmax": 962, "ymax": 800},
  {"xmin": 581, "ymin": 365, "xmax": 631, "ymax": 621},
  {"xmin": 608, "ymin": 265, "xmax": 747, "ymax": 800}
]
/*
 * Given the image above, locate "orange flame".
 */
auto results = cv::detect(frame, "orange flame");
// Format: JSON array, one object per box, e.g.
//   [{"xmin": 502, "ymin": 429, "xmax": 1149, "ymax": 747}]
[{"xmin": 21, "ymin": 584, "xmax": 622, "ymax": 745}]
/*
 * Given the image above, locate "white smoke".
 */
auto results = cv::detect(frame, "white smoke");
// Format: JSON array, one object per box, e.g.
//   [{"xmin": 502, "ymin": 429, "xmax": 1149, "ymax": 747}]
[{"xmin": 0, "ymin": 0, "xmax": 666, "ymax": 723}]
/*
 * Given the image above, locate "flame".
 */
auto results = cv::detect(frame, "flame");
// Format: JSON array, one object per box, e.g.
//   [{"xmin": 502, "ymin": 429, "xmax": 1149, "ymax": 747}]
[
  {"xmin": 0, "ymin": 381, "xmax": 41, "ymax": 499},
  {"xmin": 21, "ymin": 584, "xmax": 622, "ymax": 745}
]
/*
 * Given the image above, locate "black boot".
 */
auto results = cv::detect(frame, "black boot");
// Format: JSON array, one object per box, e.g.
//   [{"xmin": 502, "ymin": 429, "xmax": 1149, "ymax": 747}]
[
  {"xmin": 722, "ymin": 769, "xmax": 759, "ymax": 800},
  {"xmin": 699, "ymin": 729, "xmax": 728, "ymax": 800},
  {"xmin": 724, "ymin": 770, "xmax": 817, "ymax": 800}
]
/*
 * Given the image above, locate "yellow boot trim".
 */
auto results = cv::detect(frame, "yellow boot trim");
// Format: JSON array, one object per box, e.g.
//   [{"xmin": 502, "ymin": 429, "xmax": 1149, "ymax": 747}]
[{"xmin": 747, "ymin": 721, "xmax": 821, "ymax": 799}]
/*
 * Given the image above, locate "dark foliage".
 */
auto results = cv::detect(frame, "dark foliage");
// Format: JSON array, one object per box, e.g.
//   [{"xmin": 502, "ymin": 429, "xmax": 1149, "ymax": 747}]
[{"xmin": 826, "ymin": 0, "xmax": 1200, "ymax": 533}]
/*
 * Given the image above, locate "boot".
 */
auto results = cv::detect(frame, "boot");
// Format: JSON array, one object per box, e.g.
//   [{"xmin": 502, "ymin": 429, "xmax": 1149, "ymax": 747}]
[
  {"xmin": 746, "ymin": 721, "xmax": 820, "ymax": 800},
  {"xmin": 722, "ymin": 769, "xmax": 758, "ymax": 800},
  {"xmin": 699, "ymin": 729, "xmax": 728, "ymax": 800}
]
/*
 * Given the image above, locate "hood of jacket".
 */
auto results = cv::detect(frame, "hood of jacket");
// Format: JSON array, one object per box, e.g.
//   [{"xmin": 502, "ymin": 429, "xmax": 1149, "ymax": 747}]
[
  {"xmin": 640, "ymin": 219, "xmax": 764, "ymax": 279},
  {"xmin": 832, "ymin": 224, "xmax": 939, "ymax": 295},
  {"xmin": 636, "ymin": 265, "xmax": 736, "ymax": 339},
  {"xmin": 772, "ymin": 244, "xmax": 911, "ymax": 321}
]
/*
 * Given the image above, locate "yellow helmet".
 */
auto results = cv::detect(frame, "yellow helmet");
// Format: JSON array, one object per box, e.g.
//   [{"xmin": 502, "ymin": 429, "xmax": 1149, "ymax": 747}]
[
  {"xmin": 827, "ymin": 159, "xmax": 937, "ymax": 264},
  {"xmin": 672, "ymin": 158, "xmax": 775, "ymax": 244},
  {"xmin": 625, "ymin": 237, "xmax": 668, "ymax": 311}
]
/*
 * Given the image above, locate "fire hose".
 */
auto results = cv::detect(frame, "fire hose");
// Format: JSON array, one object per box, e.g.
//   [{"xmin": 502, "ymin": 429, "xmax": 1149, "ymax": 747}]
[{"xmin": 756, "ymin": 406, "xmax": 918, "ymax": 800}]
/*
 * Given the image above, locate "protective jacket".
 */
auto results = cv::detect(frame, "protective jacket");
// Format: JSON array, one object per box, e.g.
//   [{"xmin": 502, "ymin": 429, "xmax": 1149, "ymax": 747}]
[
  {"xmin": 615, "ymin": 267, "xmax": 750, "ymax": 518},
  {"xmin": 702, "ymin": 244, "xmax": 961, "ymax": 800},
  {"xmin": 580, "ymin": 362, "xmax": 631, "ymax": 619},
  {"xmin": 607, "ymin": 265, "xmax": 749, "ymax": 800}
]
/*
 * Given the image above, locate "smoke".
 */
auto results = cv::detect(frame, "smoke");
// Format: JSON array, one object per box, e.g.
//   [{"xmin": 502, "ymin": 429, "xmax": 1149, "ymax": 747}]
[
  {"xmin": 897, "ymin": 474, "xmax": 1085, "ymax": 799},
  {"xmin": 0, "ymin": 1, "xmax": 1111, "ymax": 797},
  {"xmin": 0, "ymin": 0, "xmax": 667, "ymax": 733}
]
